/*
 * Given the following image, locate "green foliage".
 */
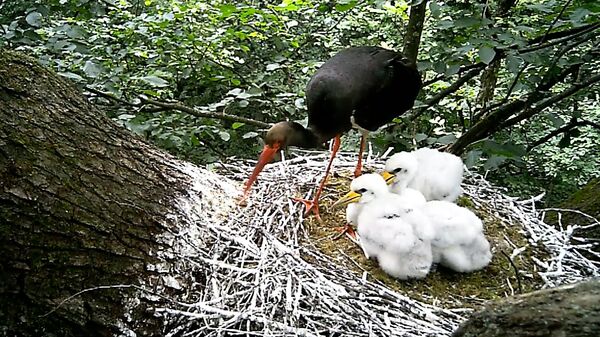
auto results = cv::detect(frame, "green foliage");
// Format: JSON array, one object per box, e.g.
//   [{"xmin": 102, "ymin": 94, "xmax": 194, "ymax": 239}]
[{"xmin": 1, "ymin": 0, "xmax": 599, "ymax": 205}]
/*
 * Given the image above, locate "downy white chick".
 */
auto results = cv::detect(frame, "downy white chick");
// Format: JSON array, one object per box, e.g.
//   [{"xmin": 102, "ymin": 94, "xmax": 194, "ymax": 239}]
[
  {"xmin": 421, "ymin": 200, "xmax": 492, "ymax": 272},
  {"xmin": 333, "ymin": 174, "xmax": 435, "ymax": 280},
  {"xmin": 384, "ymin": 148, "xmax": 463, "ymax": 202}
]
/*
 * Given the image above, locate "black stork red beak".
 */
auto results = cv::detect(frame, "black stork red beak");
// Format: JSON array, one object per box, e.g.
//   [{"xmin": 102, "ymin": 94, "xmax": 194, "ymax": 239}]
[{"xmin": 241, "ymin": 143, "xmax": 281, "ymax": 202}]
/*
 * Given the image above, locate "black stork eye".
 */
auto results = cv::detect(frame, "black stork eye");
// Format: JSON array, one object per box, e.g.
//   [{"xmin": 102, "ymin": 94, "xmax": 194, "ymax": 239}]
[{"xmin": 357, "ymin": 188, "xmax": 367, "ymax": 194}]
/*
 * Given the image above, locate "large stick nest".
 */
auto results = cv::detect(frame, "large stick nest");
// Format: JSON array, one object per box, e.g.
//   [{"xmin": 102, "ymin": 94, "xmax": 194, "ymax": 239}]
[{"xmin": 138, "ymin": 149, "xmax": 600, "ymax": 336}]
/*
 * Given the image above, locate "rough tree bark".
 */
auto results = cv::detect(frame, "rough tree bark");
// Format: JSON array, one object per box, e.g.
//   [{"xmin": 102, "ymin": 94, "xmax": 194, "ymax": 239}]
[
  {"xmin": 0, "ymin": 51, "xmax": 229, "ymax": 335},
  {"xmin": 453, "ymin": 279, "xmax": 600, "ymax": 337},
  {"xmin": 475, "ymin": 0, "xmax": 517, "ymax": 111},
  {"xmin": 402, "ymin": 0, "xmax": 428, "ymax": 64}
]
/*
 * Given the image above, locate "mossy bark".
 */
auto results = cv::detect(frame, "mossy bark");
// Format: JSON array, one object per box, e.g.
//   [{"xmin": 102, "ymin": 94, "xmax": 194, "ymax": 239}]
[
  {"xmin": 0, "ymin": 51, "xmax": 192, "ymax": 335},
  {"xmin": 453, "ymin": 279, "xmax": 600, "ymax": 337}
]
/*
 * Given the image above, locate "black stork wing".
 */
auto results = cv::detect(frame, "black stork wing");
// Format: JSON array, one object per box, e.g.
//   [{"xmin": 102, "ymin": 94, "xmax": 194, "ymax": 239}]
[{"xmin": 305, "ymin": 46, "xmax": 422, "ymax": 140}]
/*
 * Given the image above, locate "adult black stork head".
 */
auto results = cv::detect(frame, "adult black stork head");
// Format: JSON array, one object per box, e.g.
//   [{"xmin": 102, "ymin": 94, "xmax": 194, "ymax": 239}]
[{"xmin": 243, "ymin": 46, "xmax": 422, "ymax": 220}]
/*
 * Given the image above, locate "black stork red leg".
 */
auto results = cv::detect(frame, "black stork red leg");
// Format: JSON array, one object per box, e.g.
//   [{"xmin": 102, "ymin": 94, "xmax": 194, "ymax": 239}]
[
  {"xmin": 292, "ymin": 135, "xmax": 341, "ymax": 221},
  {"xmin": 354, "ymin": 132, "xmax": 368, "ymax": 178}
]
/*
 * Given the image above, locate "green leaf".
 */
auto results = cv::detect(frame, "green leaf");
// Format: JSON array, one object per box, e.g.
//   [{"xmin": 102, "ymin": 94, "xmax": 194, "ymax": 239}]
[
  {"xmin": 478, "ymin": 46, "xmax": 496, "ymax": 64},
  {"xmin": 26, "ymin": 12, "xmax": 43, "ymax": 27},
  {"xmin": 83, "ymin": 60, "xmax": 102, "ymax": 78},
  {"xmin": 506, "ymin": 54, "xmax": 523, "ymax": 73},
  {"xmin": 335, "ymin": 0, "xmax": 357, "ymax": 12},
  {"xmin": 445, "ymin": 64, "xmax": 460, "ymax": 76},
  {"xmin": 482, "ymin": 140, "xmax": 526, "ymax": 158},
  {"xmin": 454, "ymin": 17, "xmax": 481, "ymax": 28},
  {"xmin": 429, "ymin": 2, "xmax": 441, "ymax": 18},
  {"xmin": 465, "ymin": 150, "xmax": 482, "ymax": 168},
  {"xmin": 118, "ymin": 114, "xmax": 136, "ymax": 120},
  {"xmin": 483, "ymin": 155, "xmax": 506, "ymax": 170},
  {"xmin": 243, "ymin": 131, "xmax": 259, "ymax": 139},
  {"xmin": 569, "ymin": 128, "xmax": 581, "ymax": 138},
  {"xmin": 140, "ymin": 75, "xmax": 169, "ymax": 87},
  {"xmin": 433, "ymin": 61, "xmax": 446, "ymax": 74},
  {"xmin": 546, "ymin": 113, "xmax": 565, "ymax": 128},
  {"xmin": 266, "ymin": 63, "xmax": 280, "ymax": 71},
  {"xmin": 415, "ymin": 133, "xmax": 428, "ymax": 142},
  {"xmin": 219, "ymin": 131, "xmax": 231, "ymax": 141},
  {"xmin": 436, "ymin": 134, "xmax": 457, "ymax": 145},
  {"xmin": 238, "ymin": 100, "xmax": 249, "ymax": 107},
  {"xmin": 66, "ymin": 26, "xmax": 86, "ymax": 39},
  {"xmin": 58, "ymin": 72, "xmax": 84, "ymax": 82},
  {"xmin": 558, "ymin": 134, "xmax": 571, "ymax": 148},
  {"xmin": 232, "ymin": 122, "xmax": 245, "ymax": 129}
]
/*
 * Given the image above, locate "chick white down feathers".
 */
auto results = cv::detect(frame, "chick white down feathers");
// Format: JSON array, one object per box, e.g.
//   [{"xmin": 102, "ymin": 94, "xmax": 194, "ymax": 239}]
[
  {"xmin": 421, "ymin": 200, "xmax": 492, "ymax": 272},
  {"xmin": 349, "ymin": 174, "xmax": 435, "ymax": 280},
  {"xmin": 344, "ymin": 154, "xmax": 491, "ymax": 278},
  {"xmin": 385, "ymin": 148, "xmax": 464, "ymax": 202}
]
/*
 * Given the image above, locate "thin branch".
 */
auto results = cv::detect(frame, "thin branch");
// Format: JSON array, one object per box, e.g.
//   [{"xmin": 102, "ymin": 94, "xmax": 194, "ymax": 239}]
[
  {"xmin": 85, "ymin": 86, "xmax": 139, "ymax": 107},
  {"xmin": 422, "ymin": 62, "xmax": 487, "ymax": 87},
  {"xmin": 503, "ymin": 63, "xmax": 530, "ymax": 102},
  {"xmin": 539, "ymin": 0, "xmax": 574, "ymax": 45},
  {"xmin": 527, "ymin": 119, "xmax": 600, "ymax": 151},
  {"xmin": 502, "ymin": 72, "xmax": 600, "ymax": 127},
  {"xmin": 528, "ymin": 23, "xmax": 598, "ymax": 45},
  {"xmin": 501, "ymin": 250, "xmax": 523, "ymax": 294},
  {"xmin": 540, "ymin": 36, "xmax": 594, "ymax": 89},
  {"xmin": 139, "ymin": 97, "xmax": 271, "ymax": 128},
  {"xmin": 411, "ymin": 66, "xmax": 485, "ymax": 120},
  {"xmin": 518, "ymin": 23, "xmax": 600, "ymax": 54}
]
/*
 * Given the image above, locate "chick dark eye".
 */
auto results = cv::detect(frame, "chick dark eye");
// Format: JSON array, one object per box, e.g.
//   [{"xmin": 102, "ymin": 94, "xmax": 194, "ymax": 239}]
[
  {"xmin": 402, "ymin": 168, "xmax": 408, "ymax": 173},
  {"xmin": 357, "ymin": 188, "xmax": 367, "ymax": 194},
  {"xmin": 393, "ymin": 168, "xmax": 402, "ymax": 173}
]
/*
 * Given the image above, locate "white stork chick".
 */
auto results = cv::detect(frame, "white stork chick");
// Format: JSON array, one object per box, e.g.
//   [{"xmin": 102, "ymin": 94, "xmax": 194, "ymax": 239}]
[
  {"xmin": 333, "ymin": 174, "xmax": 435, "ymax": 280},
  {"xmin": 345, "ymin": 203, "xmax": 361, "ymax": 226},
  {"xmin": 421, "ymin": 200, "xmax": 492, "ymax": 272},
  {"xmin": 383, "ymin": 148, "xmax": 463, "ymax": 202}
]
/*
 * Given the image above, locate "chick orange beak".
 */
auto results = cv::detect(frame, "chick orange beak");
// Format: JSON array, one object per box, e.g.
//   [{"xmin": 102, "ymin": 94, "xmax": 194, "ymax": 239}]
[
  {"xmin": 382, "ymin": 171, "xmax": 395, "ymax": 184},
  {"xmin": 242, "ymin": 144, "xmax": 280, "ymax": 199},
  {"xmin": 331, "ymin": 190, "xmax": 362, "ymax": 208}
]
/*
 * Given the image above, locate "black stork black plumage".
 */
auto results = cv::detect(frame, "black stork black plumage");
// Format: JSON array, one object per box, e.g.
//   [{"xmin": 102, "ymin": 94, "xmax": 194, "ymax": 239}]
[{"xmin": 243, "ymin": 46, "xmax": 422, "ymax": 220}]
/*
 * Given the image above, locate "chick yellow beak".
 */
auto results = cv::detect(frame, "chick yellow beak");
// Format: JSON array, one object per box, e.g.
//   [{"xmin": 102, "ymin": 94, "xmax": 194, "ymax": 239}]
[
  {"xmin": 382, "ymin": 171, "xmax": 395, "ymax": 184},
  {"xmin": 331, "ymin": 190, "xmax": 362, "ymax": 208}
]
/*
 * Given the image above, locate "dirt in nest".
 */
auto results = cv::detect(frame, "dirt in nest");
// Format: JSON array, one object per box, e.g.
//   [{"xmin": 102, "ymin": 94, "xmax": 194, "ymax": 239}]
[{"xmin": 301, "ymin": 171, "xmax": 545, "ymax": 309}]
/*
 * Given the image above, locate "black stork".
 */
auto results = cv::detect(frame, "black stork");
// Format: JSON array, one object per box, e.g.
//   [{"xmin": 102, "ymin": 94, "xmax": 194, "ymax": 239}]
[{"xmin": 242, "ymin": 46, "xmax": 422, "ymax": 220}]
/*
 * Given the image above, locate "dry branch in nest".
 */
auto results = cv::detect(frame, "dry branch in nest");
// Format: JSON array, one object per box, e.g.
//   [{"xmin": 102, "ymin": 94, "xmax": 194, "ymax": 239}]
[{"xmin": 125, "ymin": 148, "xmax": 599, "ymax": 336}]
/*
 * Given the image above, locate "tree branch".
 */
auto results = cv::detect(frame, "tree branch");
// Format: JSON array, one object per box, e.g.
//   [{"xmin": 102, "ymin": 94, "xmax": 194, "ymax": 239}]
[
  {"xmin": 518, "ymin": 23, "xmax": 600, "ymax": 54},
  {"xmin": 539, "ymin": 0, "xmax": 574, "ymax": 45},
  {"xmin": 527, "ymin": 119, "xmax": 600, "ymax": 151},
  {"xmin": 139, "ymin": 97, "xmax": 272, "ymax": 128},
  {"xmin": 85, "ymin": 86, "xmax": 139, "ymax": 107},
  {"xmin": 502, "ymin": 72, "xmax": 600, "ymax": 128},
  {"xmin": 402, "ymin": 0, "xmax": 428, "ymax": 64},
  {"xmin": 528, "ymin": 23, "xmax": 599, "ymax": 45},
  {"xmin": 84, "ymin": 87, "xmax": 271, "ymax": 128},
  {"xmin": 448, "ymin": 99, "xmax": 528, "ymax": 154},
  {"xmin": 411, "ymin": 66, "xmax": 485, "ymax": 121}
]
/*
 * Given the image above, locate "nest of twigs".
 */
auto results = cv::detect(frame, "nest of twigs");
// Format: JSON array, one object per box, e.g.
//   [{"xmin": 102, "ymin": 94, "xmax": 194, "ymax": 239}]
[{"xmin": 140, "ymin": 148, "xmax": 600, "ymax": 337}]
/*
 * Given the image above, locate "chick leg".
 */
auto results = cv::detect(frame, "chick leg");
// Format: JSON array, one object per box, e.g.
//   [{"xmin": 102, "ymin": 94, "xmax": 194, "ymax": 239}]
[{"xmin": 293, "ymin": 135, "xmax": 341, "ymax": 221}]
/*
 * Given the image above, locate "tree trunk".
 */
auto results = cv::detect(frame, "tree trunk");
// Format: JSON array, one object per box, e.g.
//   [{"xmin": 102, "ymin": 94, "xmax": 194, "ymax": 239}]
[
  {"xmin": 0, "ymin": 51, "xmax": 233, "ymax": 335},
  {"xmin": 402, "ymin": 0, "xmax": 428, "ymax": 64},
  {"xmin": 475, "ymin": 0, "xmax": 516, "ymax": 111},
  {"xmin": 453, "ymin": 279, "xmax": 600, "ymax": 337}
]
